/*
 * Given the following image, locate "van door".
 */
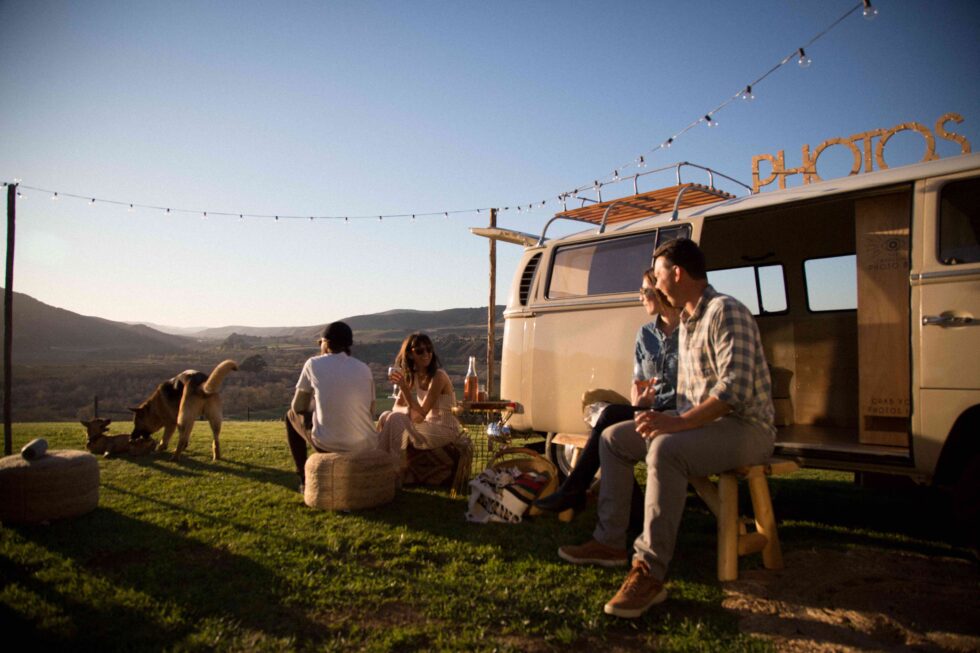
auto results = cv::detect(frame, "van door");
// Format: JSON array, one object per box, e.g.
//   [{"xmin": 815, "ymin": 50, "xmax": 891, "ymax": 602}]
[{"xmin": 913, "ymin": 173, "xmax": 980, "ymax": 476}]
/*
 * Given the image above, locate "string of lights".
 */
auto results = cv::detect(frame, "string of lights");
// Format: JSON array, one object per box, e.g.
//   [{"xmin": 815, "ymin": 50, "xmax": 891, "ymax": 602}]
[{"xmin": 3, "ymin": 0, "xmax": 876, "ymax": 223}]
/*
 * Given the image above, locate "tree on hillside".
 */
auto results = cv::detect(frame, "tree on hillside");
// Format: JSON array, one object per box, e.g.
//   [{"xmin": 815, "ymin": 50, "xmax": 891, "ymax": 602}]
[{"xmin": 239, "ymin": 354, "xmax": 268, "ymax": 373}]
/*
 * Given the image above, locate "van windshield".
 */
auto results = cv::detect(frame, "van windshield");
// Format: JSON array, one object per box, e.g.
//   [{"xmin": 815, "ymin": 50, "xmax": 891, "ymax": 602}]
[{"xmin": 547, "ymin": 232, "xmax": 659, "ymax": 299}]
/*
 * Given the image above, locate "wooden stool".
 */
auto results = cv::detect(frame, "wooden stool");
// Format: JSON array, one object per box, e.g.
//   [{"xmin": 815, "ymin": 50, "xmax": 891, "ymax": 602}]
[{"xmin": 689, "ymin": 458, "xmax": 798, "ymax": 581}]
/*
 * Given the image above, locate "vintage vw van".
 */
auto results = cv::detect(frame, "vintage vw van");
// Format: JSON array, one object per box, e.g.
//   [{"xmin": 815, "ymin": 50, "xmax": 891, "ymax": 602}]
[{"xmin": 482, "ymin": 153, "xmax": 980, "ymax": 513}]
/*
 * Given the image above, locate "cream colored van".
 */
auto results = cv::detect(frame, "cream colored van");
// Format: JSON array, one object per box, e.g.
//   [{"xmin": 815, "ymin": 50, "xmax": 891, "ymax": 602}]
[{"xmin": 484, "ymin": 154, "xmax": 980, "ymax": 511}]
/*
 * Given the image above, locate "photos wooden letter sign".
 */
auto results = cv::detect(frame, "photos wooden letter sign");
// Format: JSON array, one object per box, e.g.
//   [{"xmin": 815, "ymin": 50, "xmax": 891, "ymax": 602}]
[{"xmin": 752, "ymin": 112, "xmax": 972, "ymax": 193}]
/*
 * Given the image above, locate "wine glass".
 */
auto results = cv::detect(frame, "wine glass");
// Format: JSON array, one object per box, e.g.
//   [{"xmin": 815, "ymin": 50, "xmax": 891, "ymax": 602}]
[{"xmin": 388, "ymin": 366, "xmax": 400, "ymax": 399}]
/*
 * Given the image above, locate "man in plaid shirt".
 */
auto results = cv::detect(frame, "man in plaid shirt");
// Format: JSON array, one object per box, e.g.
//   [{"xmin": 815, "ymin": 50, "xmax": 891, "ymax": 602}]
[{"xmin": 559, "ymin": 238, "xmax": 775, "ymax": 618}]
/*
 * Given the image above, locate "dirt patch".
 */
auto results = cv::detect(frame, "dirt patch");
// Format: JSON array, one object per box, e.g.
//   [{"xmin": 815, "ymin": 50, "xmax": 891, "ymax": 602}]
[{"xmin": 723, "ymin": 548, "xmax": 980, "ymax": 652}]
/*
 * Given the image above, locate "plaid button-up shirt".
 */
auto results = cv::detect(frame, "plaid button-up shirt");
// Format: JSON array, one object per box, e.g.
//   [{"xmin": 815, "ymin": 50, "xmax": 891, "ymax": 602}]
[{"xmin": 677, "ymin": 285, "xmax": 775, "ymax": 436}]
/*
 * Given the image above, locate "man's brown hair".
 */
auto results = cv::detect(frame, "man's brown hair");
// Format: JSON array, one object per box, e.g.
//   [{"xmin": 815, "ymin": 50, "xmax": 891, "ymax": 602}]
[{"xmin": 653, "ymin": 237, "xmax": 707, "ymax": 280}]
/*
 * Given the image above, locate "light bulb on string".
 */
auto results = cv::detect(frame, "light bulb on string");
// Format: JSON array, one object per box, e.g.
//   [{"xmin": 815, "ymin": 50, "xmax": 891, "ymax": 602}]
[
  {"xmin": 862, "ymin": 0, "xmax": 877, "ymax": 20},
  {"xmin": 741, "ymin": 85, "xmax": 754, "ymax": 101},
  {"xmin": 797, "ymin": 48, "xmax": 811, "ymax": 68},
  {"xmin": 663, "ymin": 137, "xmax": 673, "ymax": 149},
  {"xmin": 637, "ymin": 155, "xmax": 646, "ymax": 168},
  {"xmin": 128, "ymin": 204, "xmax": 134, "ymax": 212},
  {"xmin": 202, "ymin": 211, "xmax": 207, "ymax": 220},
  {"xmin": 613, "ymin": 169, "xmax": 620, "ymax": 182},
  {"xmin": 166, "ymin": 208, "xmax": 170, "ymax": 214},
  {"xmin": 51, "ymin": 192, "xmax": 59, "ymax": 201},
  {"xmin": 16, "ymin": 190, "xmax": 24, "ymax": 199},
  {"xmin": 444, "ymin": 212, "xmax": 448, "ymax": 219},
  {"xmin": 89, "ymin": 198, "xmax": 96, "ymax": 206},
  {"xmin": 705, "ymin": 114, "xmax": 718, "ymax": 128}
]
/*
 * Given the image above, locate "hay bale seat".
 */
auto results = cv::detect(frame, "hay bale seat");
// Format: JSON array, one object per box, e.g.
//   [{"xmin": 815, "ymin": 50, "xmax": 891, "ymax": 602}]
[
  {"xmin": 0, "ymin": 450, "xmax": 100, "ymax": 523},
  {"xmin": 304, "ymin": 449, "xmax": 396, "ymax": 511}
]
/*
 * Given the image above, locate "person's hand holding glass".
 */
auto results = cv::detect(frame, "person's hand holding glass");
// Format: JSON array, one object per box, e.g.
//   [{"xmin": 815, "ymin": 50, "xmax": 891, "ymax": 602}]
[{"xmin": 387, "ymin": 366, "xmax": 401, "ymax": 399}]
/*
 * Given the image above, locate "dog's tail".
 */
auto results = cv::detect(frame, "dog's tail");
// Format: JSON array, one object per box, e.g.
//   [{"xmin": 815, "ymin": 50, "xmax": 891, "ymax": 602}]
[{"xmin": 202, "ymin": 359, "xmax": 238, "ymax": 395}]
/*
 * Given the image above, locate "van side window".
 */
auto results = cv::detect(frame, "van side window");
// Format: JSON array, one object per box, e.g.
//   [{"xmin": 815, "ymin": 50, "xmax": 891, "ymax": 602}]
[
  {"xmin": 804, "ymin": 255, "xmax": 857, "ymax": 311},
  {"xmin": 939, "ymin": 178, "xmax": 980, "ymax": 265},
  {"xmin": 706, "ymin": 264, "xmax": 787, "ymax": 315},
  {"xmin": 547, "ymin": 232, "xmax": 658, "ymax": 298}
]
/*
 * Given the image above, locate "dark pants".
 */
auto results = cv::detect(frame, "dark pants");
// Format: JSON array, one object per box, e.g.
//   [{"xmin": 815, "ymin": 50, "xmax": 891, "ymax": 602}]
[
  {"xmin": 285, "ymin": 409, "xmax": 325, "ymax": 481},
  {"xmin": 557, "ymin": 403, "xmax": 644, "ymax": 531}
]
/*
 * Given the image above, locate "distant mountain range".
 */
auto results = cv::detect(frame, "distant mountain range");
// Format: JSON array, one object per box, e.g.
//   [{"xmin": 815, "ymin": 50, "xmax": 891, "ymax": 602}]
[{"xmin": 0, "ymin": 288, "xmax": 503, "ymax": 361}]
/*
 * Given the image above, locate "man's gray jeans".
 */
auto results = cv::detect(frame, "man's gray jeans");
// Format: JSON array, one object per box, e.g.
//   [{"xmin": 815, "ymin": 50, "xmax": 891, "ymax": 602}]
[{"xmin": 594, "ymin": 417, "xmax": 774, "ymax": 580}]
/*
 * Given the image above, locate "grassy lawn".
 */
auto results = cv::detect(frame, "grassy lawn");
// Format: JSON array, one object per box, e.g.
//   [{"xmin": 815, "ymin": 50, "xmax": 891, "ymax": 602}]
[{"xmin": 0, "ymin": 422, "xmax": 973, "ymax": 652}]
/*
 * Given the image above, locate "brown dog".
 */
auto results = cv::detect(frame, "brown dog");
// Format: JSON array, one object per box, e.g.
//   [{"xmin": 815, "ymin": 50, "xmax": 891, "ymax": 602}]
[
  {"xmin": 129, "ymin": 359, "xmax": 237, "ymax": 461},
  {"xmin": 82, "ymin": 417, "xmax": 156, "ymax": 457}
]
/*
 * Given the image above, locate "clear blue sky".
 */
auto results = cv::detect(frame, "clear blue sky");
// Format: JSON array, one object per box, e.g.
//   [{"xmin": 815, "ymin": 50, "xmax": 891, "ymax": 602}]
[{"xmin": 1, "ymin": 0, "xmax": 977, "ymax": 328}]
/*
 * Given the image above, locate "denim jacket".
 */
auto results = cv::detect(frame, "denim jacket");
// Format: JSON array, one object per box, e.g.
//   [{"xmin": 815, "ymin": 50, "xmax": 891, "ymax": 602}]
[{"xmin": 634, "ymin": 318, "xmax": 679, "ymax": 411}]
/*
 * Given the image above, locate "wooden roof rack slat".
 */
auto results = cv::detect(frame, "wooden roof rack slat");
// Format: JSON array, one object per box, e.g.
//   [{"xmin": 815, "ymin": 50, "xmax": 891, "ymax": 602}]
[
  {"xmin": 560, "ymin": 183, "xmax": 734, "ymax": 226},
  {"xmin": 533, "ymin": 162, "xmax": 748, "ymax": 244}
]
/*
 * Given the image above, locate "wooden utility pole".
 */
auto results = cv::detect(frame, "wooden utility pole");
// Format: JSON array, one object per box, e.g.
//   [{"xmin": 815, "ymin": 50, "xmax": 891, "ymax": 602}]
[
  {"xmin": 4, "ymin": 184, "xmax": 16, "ymax": 455},
  {"xmin": 486, "ymin": 208, "xmax": 497, "ymax": 399}
]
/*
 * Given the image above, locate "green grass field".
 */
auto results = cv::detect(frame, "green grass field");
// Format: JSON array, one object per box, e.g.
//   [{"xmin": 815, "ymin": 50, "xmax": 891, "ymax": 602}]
[{"xmin": 0, "ymin": 422, "xmax": 973, "ymax": 652}]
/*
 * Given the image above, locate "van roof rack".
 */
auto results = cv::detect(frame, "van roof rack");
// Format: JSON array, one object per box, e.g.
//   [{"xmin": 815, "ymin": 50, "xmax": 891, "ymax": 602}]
[{"xmin": 537, "ymin": 162, "xmax": 748, "ymax": 244}]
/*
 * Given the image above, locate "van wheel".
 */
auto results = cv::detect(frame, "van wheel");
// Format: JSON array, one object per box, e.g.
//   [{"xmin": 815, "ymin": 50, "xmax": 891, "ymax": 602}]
[
  {"xmin": 952, "ymin": 453, "xmax": 980, "ymax": 552},
  {"xmin": 547, "ymin": 437, "xmax": 577, "ymax": 483}
]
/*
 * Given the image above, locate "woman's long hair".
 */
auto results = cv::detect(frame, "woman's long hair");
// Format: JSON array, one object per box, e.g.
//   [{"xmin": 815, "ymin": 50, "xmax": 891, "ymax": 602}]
[{"xmin": 394, "ymin": 332, "xmax": 442, "ymax": 387}]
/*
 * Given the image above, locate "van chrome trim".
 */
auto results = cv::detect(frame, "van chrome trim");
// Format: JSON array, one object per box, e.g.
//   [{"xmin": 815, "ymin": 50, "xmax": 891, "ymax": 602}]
[
  {"xmin": 910, "ymin": 267, "xmax": 980, "ymax": 283},
  {"xmin": 528, "ymin": 296, "xmax": 642, "ymax": 313}
]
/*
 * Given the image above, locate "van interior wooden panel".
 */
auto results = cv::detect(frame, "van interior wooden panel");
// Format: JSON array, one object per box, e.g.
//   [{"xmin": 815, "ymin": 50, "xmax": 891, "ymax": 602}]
[
  {"xmin": 792, "ymin": 315, "xmax": 859, "ymax": 428},
  {"xmin": 700, "ymin": 199, "xmax": 864, "ymax": 440},
  {"xmin": 698, "ymin": 200, "xmax": 855, "ymax": 273},
  {"xmin": 855, "ymin": 192, "xmax": 912, "ymax": 447}
]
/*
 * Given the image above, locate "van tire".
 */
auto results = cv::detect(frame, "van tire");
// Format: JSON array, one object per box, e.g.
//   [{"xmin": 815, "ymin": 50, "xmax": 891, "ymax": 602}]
[
  {"xmin": 952, "ymin": 453, "xmax": 980, "ymax": 552},
  {"xmin": 547, "ymin": 437, "xmax": 575, "ymax": 483}
]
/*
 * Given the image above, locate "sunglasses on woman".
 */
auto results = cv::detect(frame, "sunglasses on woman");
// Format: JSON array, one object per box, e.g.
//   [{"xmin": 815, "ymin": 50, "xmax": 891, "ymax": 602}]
[{"xmin": 412, "ymin": 345, "xmax": 432, "ymax": 354}]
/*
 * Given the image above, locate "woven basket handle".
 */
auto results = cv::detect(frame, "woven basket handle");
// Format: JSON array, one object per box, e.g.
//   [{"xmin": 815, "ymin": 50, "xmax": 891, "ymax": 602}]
[{"xmin": 490, "ymin": 447, "xmax": 552, "ymax": 467}]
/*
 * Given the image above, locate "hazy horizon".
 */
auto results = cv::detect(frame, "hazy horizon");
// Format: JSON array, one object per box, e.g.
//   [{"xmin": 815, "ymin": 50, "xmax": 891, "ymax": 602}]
[{"xmin": 2, "ymin": 1, "xmax": 978, "ymax": 327}]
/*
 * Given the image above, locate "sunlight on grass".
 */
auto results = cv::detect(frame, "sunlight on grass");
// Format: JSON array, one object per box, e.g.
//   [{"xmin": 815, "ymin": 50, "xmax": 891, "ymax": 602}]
[{"xmin": 1, "ymin": 422, "xmax": 971, "ymax": 651}]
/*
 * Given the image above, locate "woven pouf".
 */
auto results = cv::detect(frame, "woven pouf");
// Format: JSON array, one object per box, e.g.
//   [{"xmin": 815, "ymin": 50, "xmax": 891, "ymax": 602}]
[
  {"xmin": 0, "ymin": 450, "xmax": 100, "ymax": 523},
  {"xmin": 304, "ymin": 449, "xmax": 396, "ymax": 511}
]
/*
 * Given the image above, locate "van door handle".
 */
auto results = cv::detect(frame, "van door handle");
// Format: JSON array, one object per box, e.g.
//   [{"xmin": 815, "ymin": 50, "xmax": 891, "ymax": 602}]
[{"xmin": 922, "ymin": 314, "xmax": 976, "ymax": 327}]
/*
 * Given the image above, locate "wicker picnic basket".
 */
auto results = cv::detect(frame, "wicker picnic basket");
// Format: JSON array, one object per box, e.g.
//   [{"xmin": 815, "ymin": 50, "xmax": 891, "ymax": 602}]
[{"xmin": 487, "ymin": 447, "xmax": 558, "ymax": 517}]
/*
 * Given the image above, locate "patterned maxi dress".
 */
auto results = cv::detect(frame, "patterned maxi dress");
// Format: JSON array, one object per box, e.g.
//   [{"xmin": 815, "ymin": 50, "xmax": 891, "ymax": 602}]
[{"xmin": 377, "ymin": 382, "xmax": 469, "ymax": 488}]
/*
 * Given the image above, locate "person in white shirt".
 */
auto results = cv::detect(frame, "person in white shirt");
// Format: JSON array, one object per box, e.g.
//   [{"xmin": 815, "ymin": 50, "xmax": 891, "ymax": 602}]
[{"xmin": 285, "ymin": 321, "xmax": 377, "ymax": 493}]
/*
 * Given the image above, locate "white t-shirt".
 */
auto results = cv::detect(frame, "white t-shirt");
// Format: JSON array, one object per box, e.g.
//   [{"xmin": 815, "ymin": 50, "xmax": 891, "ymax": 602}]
[{"xmin": 295, "ymin": 353, "xmax": 377, "ymax": 453}]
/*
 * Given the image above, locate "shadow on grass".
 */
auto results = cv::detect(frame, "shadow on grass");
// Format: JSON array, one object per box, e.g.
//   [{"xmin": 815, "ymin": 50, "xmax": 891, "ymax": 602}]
[
  {"xmin": 6, "ymin": 507, "xmax": 324, "ymax": 649},
  {"xmin": 109, "ymin": 449, "xmax": 297, "ymax": 491},
  {"xmin": 768, "ymin": 474, "xmax": 972, "ymax": 556}
]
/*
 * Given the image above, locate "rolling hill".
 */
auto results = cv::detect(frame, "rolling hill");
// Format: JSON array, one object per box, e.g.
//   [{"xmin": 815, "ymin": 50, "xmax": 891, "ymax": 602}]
[
  {"xmin": 0, "ymin": 289, "xmax": 503, "ymax": 362},
  {"xmin": 0, "ymin": 289, "xmax": 192, "ymax": 361},
  {"xmin": 168, "ymin": 306, "xmax": 504, "ymax": 342}
]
